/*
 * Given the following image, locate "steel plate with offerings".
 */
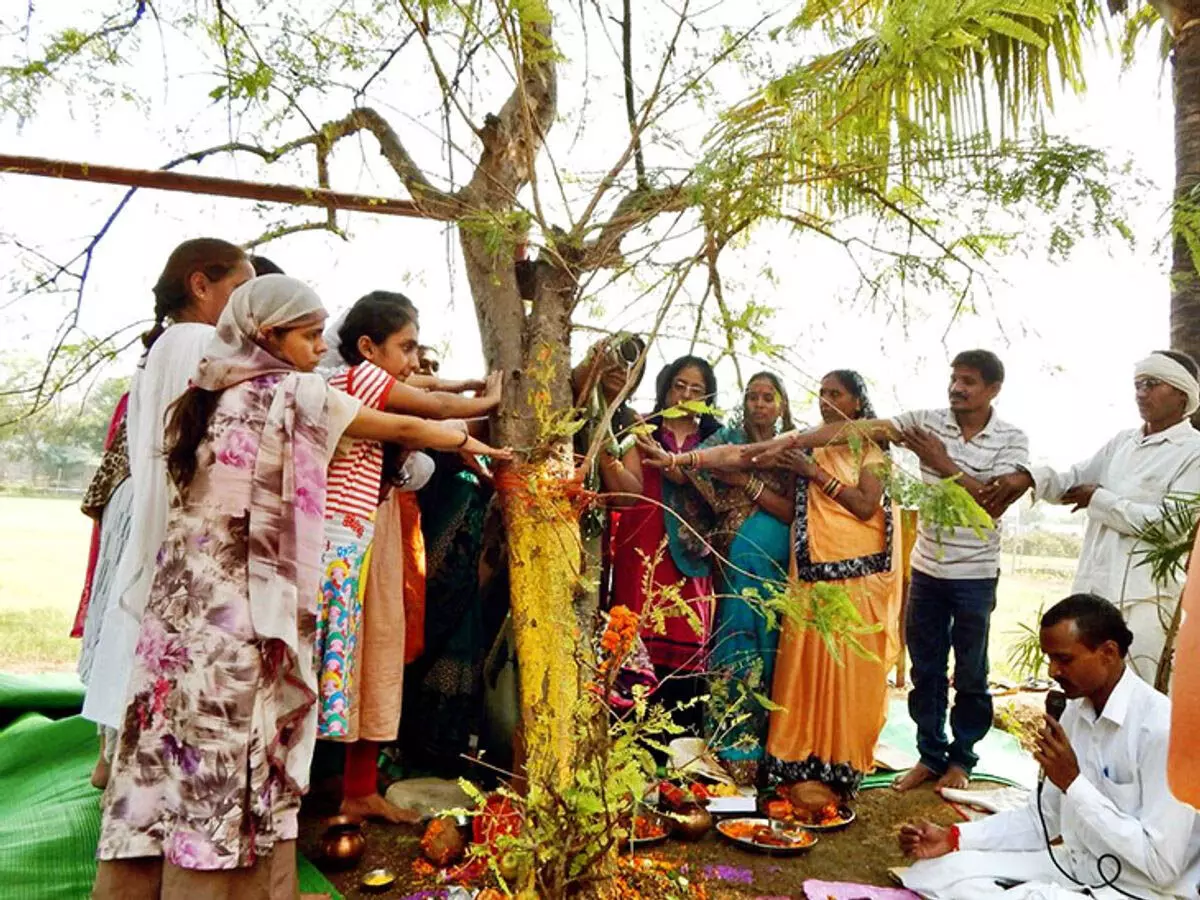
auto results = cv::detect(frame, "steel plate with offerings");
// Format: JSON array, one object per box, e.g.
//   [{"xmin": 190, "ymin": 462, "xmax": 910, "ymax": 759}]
[
  {"xmin": 762, "ymin": 792, "xmax": 856, "ymax": 831},
  {"xmin": 716, "ymin": 817, "xmax": 818, "ymax": 854},
  {"xmin": 628, "ymin": 812, "xmax": 670, "ymax": 847}
]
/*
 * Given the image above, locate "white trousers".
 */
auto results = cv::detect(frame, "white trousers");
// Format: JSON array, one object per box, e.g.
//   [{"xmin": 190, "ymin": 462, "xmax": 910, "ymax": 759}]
[
  {"xmin": 901, "ymin": 850, "xmax": 1130, "ymax": 900},
  {"xmin": 1120, "ymin": 596, "xmax": 1177, "ymax": 686}
]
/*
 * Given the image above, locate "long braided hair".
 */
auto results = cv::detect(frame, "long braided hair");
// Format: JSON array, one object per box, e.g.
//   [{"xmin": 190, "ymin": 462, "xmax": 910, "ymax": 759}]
[{"xmin": 143, "ymin": 238, "xmax": 246, "ymax": 349}]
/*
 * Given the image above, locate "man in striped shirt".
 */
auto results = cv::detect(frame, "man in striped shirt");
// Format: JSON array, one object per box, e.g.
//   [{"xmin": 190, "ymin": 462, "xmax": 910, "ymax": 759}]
[{"xmin": 890, "ymin": 350, "xmax": 1029, "ymax": 792}]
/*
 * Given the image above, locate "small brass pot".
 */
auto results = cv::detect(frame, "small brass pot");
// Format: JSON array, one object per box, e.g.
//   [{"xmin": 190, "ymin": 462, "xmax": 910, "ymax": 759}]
[
  {"xmin": 670, "ymin": 804, "xmax": 712, "ymax": 842},
  {"xmin": 320, "ymin": 815, "xmax": 366, "ymax": 870}
]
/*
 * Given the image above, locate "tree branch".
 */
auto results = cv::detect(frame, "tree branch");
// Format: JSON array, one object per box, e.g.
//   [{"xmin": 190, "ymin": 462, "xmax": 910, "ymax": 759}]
[
  {"xmin": 620, "ymin": 0, "xmax": 646, "ymax": 189},
  {"xmin": 242, "ymin": 219, "xmax": 347, "ymax": 249},
  {"xmin": 167, "ymin": 107, "xmax": 464, "ymax": 219},
  {"xmin": 573, "ymin": 184, "xmax": 690, "ymax": 271},
  {"xmin": 460, "ymin": 7, "xmax": 557, "ymax": 211},
  {"xmin": 704, "ymin": 226, "xmax": 744, "ymax": 390},
  {"xmin": 319, "ymin": 107, "xmax": 463, "ymax": 218}
]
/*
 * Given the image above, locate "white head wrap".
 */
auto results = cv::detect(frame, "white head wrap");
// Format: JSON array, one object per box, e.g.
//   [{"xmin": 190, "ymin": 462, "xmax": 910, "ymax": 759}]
[
  {"xmin": 396, "ymin": 451, "xmax": 437, "ymax": 493},
  {"xmin": 193, "ymin": 274, "xmax": 327, "ymax": 391},
  {"xmin": 1135, "ymin": 353, "xmax": 1200, "ymax": 417}
]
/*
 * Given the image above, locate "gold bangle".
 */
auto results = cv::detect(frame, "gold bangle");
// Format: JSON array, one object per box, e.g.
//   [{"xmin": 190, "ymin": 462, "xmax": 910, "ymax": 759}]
[{"xmin": 750, "ymin": 479, "xmax": 766, "ymax": 502}]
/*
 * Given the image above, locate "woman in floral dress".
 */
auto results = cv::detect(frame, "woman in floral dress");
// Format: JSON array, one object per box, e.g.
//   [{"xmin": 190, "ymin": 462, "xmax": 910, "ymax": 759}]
[{"xmin": 93, "ymin": 276, "xmax": 509, "ymax": 899}]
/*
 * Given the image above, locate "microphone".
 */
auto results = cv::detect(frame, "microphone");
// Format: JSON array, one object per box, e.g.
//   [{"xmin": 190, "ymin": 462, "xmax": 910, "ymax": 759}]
[
  {"xmin": 1038, "ymin": 690, "xmax": 1067, "ymax": 795},
  {"xmin": 1046, "ymin": 689, "xmax": 1067, "ymax": 722}
]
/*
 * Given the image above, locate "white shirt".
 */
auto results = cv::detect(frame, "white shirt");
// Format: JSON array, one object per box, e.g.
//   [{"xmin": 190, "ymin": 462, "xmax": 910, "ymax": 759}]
[
  {"xmin": 892, "ymin": 408, "xmax": 1030, "ymax": 579},
  {"xmin": 115, "ymin": 323, "xmax": 216, "ymax": 620},
  {"xmin": 960, "ymin": 669, "xmax": 1200, "ymax": 898},
  {"xmin": 1032, "ymin": 421, "xmax": 1200, "ymax": 603},
  {"xmin": 82, "ymin": 323, "xmax": 216, "ymax": 730}
]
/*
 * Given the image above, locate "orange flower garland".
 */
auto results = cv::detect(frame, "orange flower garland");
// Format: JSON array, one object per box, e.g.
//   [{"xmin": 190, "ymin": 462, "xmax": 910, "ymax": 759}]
[{"xmin": 598, "ymin": 605, "xmax": 640, "ymax": 675}]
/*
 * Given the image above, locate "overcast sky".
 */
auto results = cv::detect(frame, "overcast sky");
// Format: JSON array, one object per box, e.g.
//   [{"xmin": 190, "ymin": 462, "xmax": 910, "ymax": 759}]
[{"xmin": 0, "ymin": 3, "xmax": 1178, "ymax": 473}]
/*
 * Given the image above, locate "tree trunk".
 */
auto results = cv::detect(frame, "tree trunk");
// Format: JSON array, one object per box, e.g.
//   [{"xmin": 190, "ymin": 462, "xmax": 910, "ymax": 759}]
[
  {"xmin": 461, "ymin": 230, "xmax": 590, "ymax": 895},
  {"xmin": 1170, "ymin": 16, "xmax": 1200, "ymax": 370}
]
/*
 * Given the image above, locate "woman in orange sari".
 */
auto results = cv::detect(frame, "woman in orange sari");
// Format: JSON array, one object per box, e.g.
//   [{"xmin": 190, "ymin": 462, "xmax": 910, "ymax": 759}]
[{"xmin": 762, "ymin": 370, "xmax": 901, "ymax": 795}]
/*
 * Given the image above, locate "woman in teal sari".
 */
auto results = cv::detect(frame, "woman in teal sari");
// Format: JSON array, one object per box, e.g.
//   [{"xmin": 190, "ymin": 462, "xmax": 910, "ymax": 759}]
[{"xmin": 692, "ymin": 372, "xmax": 795, "ymax": 784}]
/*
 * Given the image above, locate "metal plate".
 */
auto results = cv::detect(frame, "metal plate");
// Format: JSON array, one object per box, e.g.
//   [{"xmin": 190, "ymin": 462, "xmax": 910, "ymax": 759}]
[
  {"xmin": 716, "ymin": 817, "xmax": 818, "ymax": 855},
  {"xmin": 797, "ymin": 805, "xmax": 856, "ymax": 832},
  {"xmin": 628, "ymin": 813, "xmax": 671, "ymax": 847},
  {"xmin": 359, "ymin": 868, "xmax": 397, "ymax": 893}
]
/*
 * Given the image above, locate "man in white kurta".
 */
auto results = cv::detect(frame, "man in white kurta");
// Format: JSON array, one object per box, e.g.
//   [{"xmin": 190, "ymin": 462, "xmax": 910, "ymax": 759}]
[
  {"xmin": 899, "ymin": 594, "xmax": 1200, "ymax": 899},
  {"xmin": 989, "ymin": 352, "xmax": 1200, "ymax": 682}
]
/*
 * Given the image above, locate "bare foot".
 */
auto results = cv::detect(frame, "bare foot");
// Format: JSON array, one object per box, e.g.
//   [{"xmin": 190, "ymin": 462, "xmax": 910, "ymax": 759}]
[
  {"xmin": 340, "ymin": 793, "xmax": 421, "ymax": 825},
  {"xmin": 892, "ymin": 763, "xmax": 938, "ymax": 793},
  {"xmin": 936, "ymin": 765, "xmax": 969, "ymax": 791},
  {"xmin": 90, "ymin": 757, "xmax": 110, "ymax": 790}
]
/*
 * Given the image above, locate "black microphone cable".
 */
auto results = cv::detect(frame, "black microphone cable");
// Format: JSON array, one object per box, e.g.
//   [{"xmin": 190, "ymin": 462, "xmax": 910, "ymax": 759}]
[
  {"xmin": 1035, "ymin": 775, "xmax": 1136, "ymax": 897},
  {"xmin": 1034, "ymin": 690, "xmax": 1149, "ymax": 900}
]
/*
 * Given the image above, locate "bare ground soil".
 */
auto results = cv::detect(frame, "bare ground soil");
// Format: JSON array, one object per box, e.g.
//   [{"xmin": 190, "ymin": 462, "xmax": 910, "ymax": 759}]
[
  {"xmin": 300, "ymin": 693, "xmax": 1040, "ymax": 898},
  {"xmin": 299, "ymin": 780, "xmax": 986, "ymax": 899}
]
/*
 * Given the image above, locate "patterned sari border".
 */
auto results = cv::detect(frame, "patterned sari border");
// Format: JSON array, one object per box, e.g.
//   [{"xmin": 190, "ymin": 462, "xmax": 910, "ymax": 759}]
[{"xmin": 793, "ymin": 474, "xmax": 892, "ymax": 583}]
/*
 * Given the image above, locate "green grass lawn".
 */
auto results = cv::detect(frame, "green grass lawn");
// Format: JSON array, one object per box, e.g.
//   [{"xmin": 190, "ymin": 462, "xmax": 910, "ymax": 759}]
[
  {"xmin": 0, "ymin": 497, "xmax": 91, "ymax": 673},
  {"xmin": 0, "ymin": 496, "xmax": 1073, "ymax": 677},
  {"xmin": 991, "ymin": 569, "xmax": 1074, "ymax": 680}
]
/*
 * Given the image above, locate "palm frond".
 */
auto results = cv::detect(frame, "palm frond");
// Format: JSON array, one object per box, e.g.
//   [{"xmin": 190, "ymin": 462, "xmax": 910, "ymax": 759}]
[
  {"xmin": 1134, "ymin": 492, "xmax": 1200, "ymax": 588},
  {"xmin": 712, "ymin": 0, "xmax": 1102, "ymax": 212},
  {"xmin": 1117, "ymin": 1, "xmax": 1171, "ymax": 66}
]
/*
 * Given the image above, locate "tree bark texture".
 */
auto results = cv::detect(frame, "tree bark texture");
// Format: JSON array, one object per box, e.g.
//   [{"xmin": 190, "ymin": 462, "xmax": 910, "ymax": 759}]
[{"xmin": 1170, "ymin": 16, "xmax": 1200, "ymax": 366}]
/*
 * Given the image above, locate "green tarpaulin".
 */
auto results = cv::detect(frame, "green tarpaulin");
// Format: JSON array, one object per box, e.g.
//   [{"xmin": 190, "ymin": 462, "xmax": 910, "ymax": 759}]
[{"xmin": 0, "ymin": 673, "xmax": 340, "ymax": 899}]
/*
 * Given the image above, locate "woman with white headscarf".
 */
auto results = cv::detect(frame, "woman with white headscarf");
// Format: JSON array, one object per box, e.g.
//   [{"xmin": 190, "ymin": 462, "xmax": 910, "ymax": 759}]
[
  {"xmin": 990, "ymin": 350, "xmax": 1200, "ymax": 684},
  {"xmin": 93, "ymin": 275, "xmax": 509, "ymax": 899}
]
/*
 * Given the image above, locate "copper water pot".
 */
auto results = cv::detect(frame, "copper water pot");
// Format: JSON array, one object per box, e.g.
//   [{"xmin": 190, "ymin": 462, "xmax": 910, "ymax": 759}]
[
  {"xmin": 671, "ymin": 804, "xmax": 712, "ymax": 842},
  {"xmin": 321, "ymin": 815, "xmax": 366, "ymax": 869}
]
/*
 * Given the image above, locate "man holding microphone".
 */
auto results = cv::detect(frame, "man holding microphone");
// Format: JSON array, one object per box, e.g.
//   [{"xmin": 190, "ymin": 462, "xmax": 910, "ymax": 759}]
[{"xmin": 897, "ymin": 594, "xmax": 1200, "ymax": 899}]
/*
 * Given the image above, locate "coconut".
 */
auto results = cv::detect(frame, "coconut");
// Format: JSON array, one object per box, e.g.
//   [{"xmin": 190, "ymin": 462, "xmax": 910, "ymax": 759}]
[
  {"xmin": 419, "ymin": 815, "xmax": 466, "ymax": 867},
  {"xmin": 788, "ymin": 780, "xmax": 838, "ymax": 815}
]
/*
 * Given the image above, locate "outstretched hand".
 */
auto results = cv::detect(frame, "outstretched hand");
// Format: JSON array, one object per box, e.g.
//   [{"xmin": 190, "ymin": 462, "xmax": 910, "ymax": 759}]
[
  {"xmin": 898, "ymin": 820, "xmax": 955, "ymax": 860},
  {"xmin": 1061, "ymin": 484, "xmax": 1097, "ymax": 512},
  {"xmin": 979, "ymin": 471, "xmax": 1033, "ymax": 517},
  {"xmin": 746, "ymin": 432, "xmax": 802, "ymax": 467},
  {"xmin": 636, "ymin": 435, "xmax": 672, "ymax": 469},
  {"xmin": 777, "ymin": 448, "xmax": 818, "ymax": 479},
  {"xmin": 897, "ymin": 427, "xmax": 953, "ymax": 476},
  {"xmin": 482, "ymin": 446, "xmax": 514, "ymax": 462},
  {"xmin": 483, "ymin": 370, "xmax": 504, "ymax": 400}
]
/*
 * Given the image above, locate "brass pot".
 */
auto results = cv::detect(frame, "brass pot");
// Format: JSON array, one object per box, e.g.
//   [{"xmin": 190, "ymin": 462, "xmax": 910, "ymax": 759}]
[
  {"xmin": 670, "ymin": 804, "xmax": 712, "ymax": 842},
  {"xmin": 321, "ymin": 815, "xmax": 366, "ymax": 870}
]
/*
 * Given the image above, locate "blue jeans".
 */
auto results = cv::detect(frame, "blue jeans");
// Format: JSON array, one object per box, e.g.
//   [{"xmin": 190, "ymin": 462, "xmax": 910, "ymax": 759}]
[{"xmin": 906, "ymin": 569, "xmax": 997, "ymax": 775}]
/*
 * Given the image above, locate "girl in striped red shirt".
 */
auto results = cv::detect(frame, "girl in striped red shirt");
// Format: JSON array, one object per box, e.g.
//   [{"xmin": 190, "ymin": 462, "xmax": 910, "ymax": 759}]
[{"xmin": 319, "ymin": 290, "xmax": 503, "ymax": 822}]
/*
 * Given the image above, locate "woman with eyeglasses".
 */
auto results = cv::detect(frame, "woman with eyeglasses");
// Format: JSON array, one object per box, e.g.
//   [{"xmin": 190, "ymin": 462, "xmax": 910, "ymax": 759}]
[
  {"xmin": 611, "ymin": 355, "xmax": 719, "ymax": 736},
  {"xmin": 571, "ymin": 334, "xmax": 648, "ymax": 612}
]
